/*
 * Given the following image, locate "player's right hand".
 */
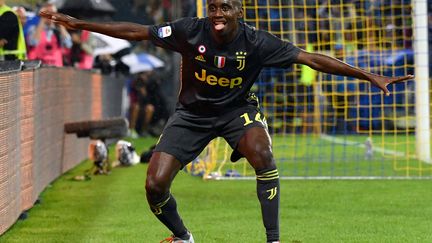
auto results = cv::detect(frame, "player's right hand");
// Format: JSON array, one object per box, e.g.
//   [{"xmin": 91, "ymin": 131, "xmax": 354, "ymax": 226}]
[{"xmin": 39, "ymin": 11, "xmax": 79, "ymax": 30}]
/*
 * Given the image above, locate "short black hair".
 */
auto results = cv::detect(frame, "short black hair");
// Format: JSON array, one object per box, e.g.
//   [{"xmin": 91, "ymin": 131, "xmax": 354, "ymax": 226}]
[
  {"xmin": 207, "ymin": 0, "xmax": 243, "ymax": 10},
  {"xmin": 232, "ymin": 0, "xmax": 242, "ymax": 8}
]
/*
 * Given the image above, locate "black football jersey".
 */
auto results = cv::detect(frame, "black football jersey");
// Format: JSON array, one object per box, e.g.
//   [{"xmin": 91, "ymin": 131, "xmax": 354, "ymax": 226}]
[{"xmin": 149, "ymin": 17, "xmax": 301, "ymax": 113}]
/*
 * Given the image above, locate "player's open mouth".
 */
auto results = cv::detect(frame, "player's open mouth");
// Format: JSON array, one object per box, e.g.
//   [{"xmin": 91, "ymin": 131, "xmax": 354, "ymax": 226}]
[{"xmin": 213, "ymin": 21, "xmax": 226, "ymax": 31}]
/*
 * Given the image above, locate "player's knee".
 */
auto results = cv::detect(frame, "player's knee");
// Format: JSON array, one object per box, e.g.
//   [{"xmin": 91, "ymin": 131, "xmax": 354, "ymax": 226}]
[
  {"xmin": 258, "ymin": 148, "xmax": 275, "ymax": 167},
  {"xmin": 254, "ymin": 142, "xmax": 273, "ymax": 161},
  {"xmin": 145, "ymin": 175, "xmax": 168, "ymax": 197},
  {"xmin": 246, "ymin": 143, "xmax": 275, "ymax": 169}
]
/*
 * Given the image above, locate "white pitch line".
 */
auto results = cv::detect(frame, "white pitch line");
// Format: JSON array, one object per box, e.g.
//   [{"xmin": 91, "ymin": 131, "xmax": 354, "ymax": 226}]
[{"xmin": 320, "ymin": 134, "xmax": 406, "ymax": 157}]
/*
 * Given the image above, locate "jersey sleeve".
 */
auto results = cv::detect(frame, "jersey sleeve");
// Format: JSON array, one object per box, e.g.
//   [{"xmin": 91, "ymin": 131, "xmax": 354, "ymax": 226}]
[
  {"xmin": 257, "ymin": 30, "xmax": 301, "ymax": 68},
  {"xmin": 148, "ymin": 17, "xmax": 194, "ymax": 53}
]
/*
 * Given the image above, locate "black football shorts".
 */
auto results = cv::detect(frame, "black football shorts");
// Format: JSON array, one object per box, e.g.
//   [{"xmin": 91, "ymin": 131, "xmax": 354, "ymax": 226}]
[{"xmin": 153, "ymin": 104, "xmax": 268, "ymax": 167}]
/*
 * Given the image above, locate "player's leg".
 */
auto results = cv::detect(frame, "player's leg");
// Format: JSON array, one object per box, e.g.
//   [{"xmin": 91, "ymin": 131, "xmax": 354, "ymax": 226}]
[
  {"xmin": 237, "ymin": 127, "xmax": 280, "ymax": 243},
  {"xmin": 220, "ymin": 104, "xmax": 280, "ymax": 242},
  {"xmin": 145, "ymin": 152, "xmax": 191, "ymax": 240},
  {"xmin": 146, "ymin": 110, "xmax": 216, "ymax": 241}
]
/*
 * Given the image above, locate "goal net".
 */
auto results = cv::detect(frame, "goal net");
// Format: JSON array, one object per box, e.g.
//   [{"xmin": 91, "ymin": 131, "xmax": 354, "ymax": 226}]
[{"xmin": 188, "ymin": 0, "xmax": 432, "ymax": 179}]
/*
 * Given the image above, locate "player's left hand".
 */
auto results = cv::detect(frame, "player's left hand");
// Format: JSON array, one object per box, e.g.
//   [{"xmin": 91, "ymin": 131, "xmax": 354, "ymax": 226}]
[{"xmin": 368, "ymin": 74, "xmax": 414, "ymax": 96}]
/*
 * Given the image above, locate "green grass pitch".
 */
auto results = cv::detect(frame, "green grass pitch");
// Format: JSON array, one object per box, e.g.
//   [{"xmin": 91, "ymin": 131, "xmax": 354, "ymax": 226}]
[{"xmin": 1, "ymin": 137, "xmax": 432, "ymax": 242}]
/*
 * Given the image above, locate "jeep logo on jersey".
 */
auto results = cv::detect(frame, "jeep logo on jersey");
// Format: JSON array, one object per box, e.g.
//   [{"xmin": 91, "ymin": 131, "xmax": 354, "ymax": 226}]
[
  {"xmin": 214, "ymin": 56, "xmax": 226, "ymax": 68},
  {"xmin": 195, "ymin": 69, "xmax": 242, "ymax": 88},
  {"xmin": 236, "ymin": 52, "xmax": 247, "ymax": 71}
]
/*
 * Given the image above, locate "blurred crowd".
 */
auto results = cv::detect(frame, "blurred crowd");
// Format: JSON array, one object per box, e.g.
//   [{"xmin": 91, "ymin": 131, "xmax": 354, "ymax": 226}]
[
  {"xmin": 245, "ymin": 0, "xmax": 416, "ymax": 54},
  {"xmin": 0, "ymin": 0, "xmax": 196, "ymax": 138}
]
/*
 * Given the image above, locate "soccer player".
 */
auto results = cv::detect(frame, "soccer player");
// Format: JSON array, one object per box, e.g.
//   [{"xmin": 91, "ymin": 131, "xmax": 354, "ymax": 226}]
[{"xmin": 40, "ymin": 0, "xmax": 413, "ymax": 242}]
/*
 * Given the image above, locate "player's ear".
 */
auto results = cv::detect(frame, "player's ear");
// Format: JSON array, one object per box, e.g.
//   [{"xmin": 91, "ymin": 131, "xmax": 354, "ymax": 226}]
[{"xmin": 237, "ymin": 7, "xmax": 244, "ymax": 18}]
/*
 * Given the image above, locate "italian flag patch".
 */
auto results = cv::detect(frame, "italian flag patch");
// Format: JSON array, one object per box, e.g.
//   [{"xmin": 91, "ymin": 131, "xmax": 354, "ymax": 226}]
[{"xmin": 214, "ymin": 56, "xmax": 226, "ymax": 68}]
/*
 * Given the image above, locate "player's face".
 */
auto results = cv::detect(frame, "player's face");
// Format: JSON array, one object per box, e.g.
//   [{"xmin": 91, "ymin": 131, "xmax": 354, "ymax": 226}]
[{"xmin": 207, "ymin": 0, "xmax": 243, "ymax": 41}]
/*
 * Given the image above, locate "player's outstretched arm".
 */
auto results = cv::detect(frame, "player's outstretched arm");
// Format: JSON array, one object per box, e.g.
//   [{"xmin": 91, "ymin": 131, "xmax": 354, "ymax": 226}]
[
  {"xmin": 295, "ymin": 50, "xmax": 414, "ymax": 96},
  {"xmin": 39, "ymin": 11, "xmax": 149, "ymax": 41}
]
